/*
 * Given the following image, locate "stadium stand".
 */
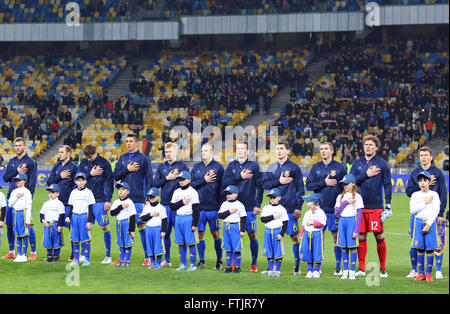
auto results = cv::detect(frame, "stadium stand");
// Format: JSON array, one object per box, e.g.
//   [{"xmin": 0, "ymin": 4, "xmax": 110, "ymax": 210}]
[
  {"xmin": 0, "ymin": 53, "xmax": 127, "ymax": 161},
  {"xmin": 264, "ymin": 37, "xmax": 449, "ymax": 168},
  {"xmin": 54, "ymin": 47, "xmax": 314, "ymax": 165},
  {"xmin": 0, "ymin": 0, "xmax": 128, "ymax": 23}
]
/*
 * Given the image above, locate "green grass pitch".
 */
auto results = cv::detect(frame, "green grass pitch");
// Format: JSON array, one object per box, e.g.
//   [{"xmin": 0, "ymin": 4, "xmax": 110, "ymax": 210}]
[{"xmin": 0, "ymin": 188, "xmax": 448, "ymax": 294}]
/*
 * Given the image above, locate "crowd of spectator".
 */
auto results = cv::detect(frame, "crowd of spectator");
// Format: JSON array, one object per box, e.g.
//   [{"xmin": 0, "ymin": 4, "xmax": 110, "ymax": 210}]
[{"xmin": 277, "ymin": 36, "xmax": 449, "ymax": 165}]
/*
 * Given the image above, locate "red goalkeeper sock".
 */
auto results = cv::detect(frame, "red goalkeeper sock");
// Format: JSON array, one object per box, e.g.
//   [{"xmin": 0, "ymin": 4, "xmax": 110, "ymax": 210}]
[
  {"xmin": 376, "ymin": 238, "xmax": 387, "ymax": 270},
  {"xmin": 357, "ymin": 239, "xmax": 367, "ymax": 272}
]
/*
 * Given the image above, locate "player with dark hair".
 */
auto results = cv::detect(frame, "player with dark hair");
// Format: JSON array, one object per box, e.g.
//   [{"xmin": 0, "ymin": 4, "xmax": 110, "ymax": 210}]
[
  {"xmin": 349, "ymin": 135, "xmax": 392, "ymax": 278},
  {"xmin": 262, "ymin": 141, "xmax": 304, "ymax": 275},
  {"xmin": 113, "ymin": 133, "xmax": 153, "ymax": 266},
  {"xmin": 222, "ymin": 141, "xmax": 263, "ymax": 272}
]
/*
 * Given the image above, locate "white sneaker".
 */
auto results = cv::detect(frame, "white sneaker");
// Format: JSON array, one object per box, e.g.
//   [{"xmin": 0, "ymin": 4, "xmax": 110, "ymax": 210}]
[
  {"xmin": 13, "ymin": 255, "xmax": 22, "ymax": 262},
  {"xmin": 348, "ymin": 271, "xmax": 356, "ymax": 280},
  {"xmin": 293, "ymin": 267, "xmax": 302, "ymax": 276},
  {"xmin": 334, "ymin": 268, "xmax": 343, "ymax": 276},
  {"xmin": 435, "ymin": 271, "xmax": 444, "ymax": 280},
  {"xmin": 380, "ymin": 269, "xmax": 388, "ymax": 278},
  {"xmin": 341, "ymin": 270, "xmax": 349, "ymax": 279},
  {"xmin": 273, "ymin": 271, "xmax": 281, "ymax": 277},
  {"xmin": 14, "ymin": 255, "xmax": 27, "ymax": 263},
  {"xmin": 267, "ymin": 271, "xmax": 274, "ymax": 277},
  {"xmin": 79, "ymin": 255, "xmax": 86, "ymax": 262},
  {"xmin": 355, "ymin": 270, "xmax": 366, "ymax": 277},
  {"xmin": 406, "ymin": 269, "xmax": 418, "ymax": 278},
  {"xmin": 101, "ymin": 256, "xmax": 112, "ymax": 264},
  {"xmin": 312, "ymin": 270, "xmax": 321, "ymax": 278},
  {"xmin": 306, "ymin": 271, "xmax": 313, "ymax": 278}
]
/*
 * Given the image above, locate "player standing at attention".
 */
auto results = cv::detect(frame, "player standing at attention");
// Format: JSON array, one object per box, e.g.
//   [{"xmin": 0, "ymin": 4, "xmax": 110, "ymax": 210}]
[
  {"xmin": 349, "ymin": 135, "xmax": 392, "ymax": 277},
  {"xmin": 409, "ymin": 171, "xmax": 441, "ymax": 282},
  {"xmin": 8, "ymin": 173, "xmax": 33, "ymax": 262},
  {"xmin": 78, "ymin": 144, "xmax": 114, "ymax": 264},
  {"xmin": 113, "ymin": 133, "xmax": 153, "ymax": 266},
  {"xmin": 0, "ymin": 186, "xmax": 6, "ymax": 250},
  {"xmin": 2, "ymin": 137, "xmax": 37, "ymax": 260},
  {"xmin": 260, "ymin": 188, "xmax": 289, "ymax": 277},
  {"xmin": 222, "ymin": 141, "xmax": 263, "ymax": 272},
  {"xmin": 39, "ymin": 184, "xmax": 65, "ymax": 262},
  {"xmin": 217, "ymin": 185, "xmax": 247, "ymax": 273},
  {"xmin": 109, "ymin": 182, "xmax": 137, "ymax": 268},
  {"xmin": 169, "ymin": 171, "xmax": 200, "ymax": 271},
  {"xmin": 262, "ymin": 141, "xmax": 304, "ymax": 275},
  {"xmin": 66, "ymin": 172, "xmax": 95, "ymax": 266},
  {"xmin": 47, "ymin": 145, "xmax": 77, "ymax": 261},
  {"xmin": 191, "ymin": 143, "xmax": 224, "ymax": 270},
  {"xmin": 153, "ymin": 142, "xmax": 189, "ymax": 267},
  {"xmin": 305, "ymin": 142, "xmax": 347, "ymax": 276},
  {"xmin": 406, "ymin": 146, "xmax": 447, "ymax": 279}
]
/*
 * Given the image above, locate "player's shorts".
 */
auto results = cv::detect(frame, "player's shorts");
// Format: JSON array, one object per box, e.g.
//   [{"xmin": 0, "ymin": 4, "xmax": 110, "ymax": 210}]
[
  {"xmin": 134, "ymin": 203, "xmax": 144, "ymax": 225},
  {"xmin": 42, "ymin": 221, "xmax": 64, "ymax": 249},
  {"xmin": 337, "ymin": 216, "xmax": 358, "ymax": 248},
  {"xmin": 174, "ymin": 214, "xmax": 197, "ymax": 246},
  {"xmin": 5, "ymin": 204, "xmax": 13, "ymax": 225},
  {"xmin": 262, "ymin": 227, "xmax": 285, "ymax": 259},
  {"xmin": 116, "ymin": 218, "xmax": 135, "ymax": 248},
  {"xmin": 411, "ymin": 217, "xmax": 438, "ymax": 251},
  {"xmin": 164, "ymin": 205, "xmax": 177, "ymax": 234},
  {"xmin": 286, "ymin": 212, "xmax": 300, "ymax": 235},
  {"xmin": 324, "ymin": 212, "xmax": 339, "ymax": 232},
  {"xmin": 409, "ymin": 215, "xmax": 415, "ymax": 237},
  {"xmin": 436, "ymin": 221, "xmax": 447, "ymax": 256},
  {"xmin": 246, "ymin": 210, "xmax": 257, "ymax": 233},
  {"xmin": 145, "ymin": 225, "xmax": 165, "ymax": 257},
  {"xmin": 198, "ymin": 210, "xmax": 220, "ymax": 232},
  {"xmin": 92, "ymin": 203, "xmax": 109, "ymax": 226},
  {"xmin": 358, "ymin": 208, "xmax": 384, "ymax": 233},
  {"xmin": 300, "ymin": 230, "xmax": 324, "ymax": 262},
  {"xmin": 222, "ymin": 222, "xmax": 243, "ymax": 252},
  {"xmin": 12, "ymin": 209, "xmax": 29, "ymax": 237},
  {"xmin": 70, "ymin": 213, "xmax": 92, "ymax": 243}
]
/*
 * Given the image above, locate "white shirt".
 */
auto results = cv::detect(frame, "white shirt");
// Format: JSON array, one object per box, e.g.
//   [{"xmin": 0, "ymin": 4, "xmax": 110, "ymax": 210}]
[
  {"xmin": 68, "ymin": 188, "xmax": 95, "ymax": 214},
  {"xmin": 218, "ymin": 200, "xmax": 247, "ymax": 223},
  {"xmin": 40, "ymin": 198, "xmax": 65, "ymax": 222},
  {"xmin": 261, "ymin": 203, "xmax": 289, "ymax": 229},
  {"xmin": 171, "ymin": 186, "xmax": 199, "ymax": 216},
  {"xmin": 302, "ymin": 208, "xmax": 327, "ymax": 233},
  {"xmin": 8, "ymin": 187, "xmax": 33, "ymax": 224},
  {"xmin": 410, "ymin": 190, "xmax": 440, "ymax": 225},
  {"xmin": 334, "ymin": 192, "xmax": 364, "ymax": 217},
  {"xmin": 141, "ymin": 202, "xmax": 167, "ymax": 227},
  {"xmin": 0, "ymin": 192, "xmax": 6, "ymax": 209},
  {"xmin": 111, "ymin": 198, "xmax": 137, "ymax": 221}
]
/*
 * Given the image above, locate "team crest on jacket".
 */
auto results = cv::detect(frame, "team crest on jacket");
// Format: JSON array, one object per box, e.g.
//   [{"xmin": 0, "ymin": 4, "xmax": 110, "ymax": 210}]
[
  {"xmin": 208, "ymin": 169, "xmax": 215, "ymax": 175},
  {"xmin": 283, "ymin": 171, "xmax": 290, "ymax": 177},
  {"xmin": 330, "ymin": 170, "xmax": 336, "ymax": 177}
]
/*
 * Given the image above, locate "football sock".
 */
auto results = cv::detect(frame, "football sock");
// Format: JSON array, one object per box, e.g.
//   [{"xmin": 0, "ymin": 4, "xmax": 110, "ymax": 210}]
[
  {"xmin": 250, "ymin": 239, "xmax": 258, "ymax": 265},
  {"xmin": 22, "ymin": 236, "xmax": 28, "ymax": 256},
  {"xmin": 28, "ymin": 226, "xmax": 36, "ymax": 252},
  {"xmin": 426, "ymin": 251, "xmax": 434, "ymax": 275},
  {"xmin": 334, "ymin": 242, "xmax": 342, "ymax": 269},
  {"xmin": 435, "ymin": 253, "xmax": 443, "ymax": 272},
  {"xmin": 267, "ymin": 258, "xmax": 274, "ymax": 270},
  {"xmin": 342, "ymin": 249, "xmax": 349, "ymax": 271},
  {"xmin": 53, "ymin": 248, "xmax": 60, "ymax": 257},
  {"xmin": 226, "ymin": 251, "xmax": 232, "ymax": 268},
  {"xmin": 16, "ymin": 237, "xmax": 23, "ymax": 255},
  {"xmin": 234, "ymin": 251, "xmax": 241, "ymax": 267},
  {"xmin": 376, "ymin": 238, "xmax": 387, "ymax": 270},
  {"xmin": 214, "ymin": 238, "xmax": 222, "ymax": 263},
  {"xmin": 189, "ymin": 244, "xmax": 197, "ymax": 266},
  {"xmin": 81, "ymin": 242, "xmax": 91, "ymax": 261},
  {"xmin": 314, "ymin": 262, "xmax": 321, "ymax": 272},
  {"xmin": 307, "ymin": 262, "xmax": 313, "ymax": 272},
  {"xmin": 73, "ymin": 243, "xmax": 80, "ymax": 261},
  {"xmin": 139, "ymin": 229, "xmax": 148, "ymax": 259},
  {"xmin": 47, "ymin": 249, "xmax": 53, "ymax": 258},
  {"xmin": 164, "ymin": 234, "xmax": 172, "ymax": 263},
  {"xmin": 125, "ymin": 247, "xmax": 132, "ymax": 262},
  {"xmin": 197, "ymin": 239, "xmax": 206, "ymax": 262},
  {"xmin": 156, "ymin": 255, "xmax": 162, "ymax": 266},
  {"xmin": 417, "ymin": 250, "xmax": 425, "ymax": 275},
  {"xmin": 119, "ymin": 247, "xmax": 125, "ymax": 261},
  {"xmin": 179, "ymin": 245, "xmax": 187, "ymax": 266},
  {"xmin": 7, "ymin": 225, "xmax": 15, "ymax": 252},
  {"xmin": 410, "ymin": 248, "xmax": 418, "ymax": 272},
  {"xmin": 350, "ymin": 248, "xmax": 357, "ymax": 272},
  {"xmin": 357, "ymin": 239, "xmax": 367, "ymax": 271},
  {"xmin": 104, "ymin": 230, "xmax": 111, "ymax": 257},
  {"xmin": 275, "ymin": 258, "xmax": 282, "ymax": 271},
  {"xmin": 293, "ymin": 242, "xmax": 300, "ymax": 268}
]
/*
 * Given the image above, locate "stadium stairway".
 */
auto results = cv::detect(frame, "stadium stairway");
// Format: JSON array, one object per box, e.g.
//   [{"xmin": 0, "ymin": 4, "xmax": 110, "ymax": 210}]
[
  {"xmin": 237, "ymin": 52, "xmax": 330, "ymax": 130},
  {"xmin": 35, "ymin": 55, "xmax": 156, "ymax": 165}
]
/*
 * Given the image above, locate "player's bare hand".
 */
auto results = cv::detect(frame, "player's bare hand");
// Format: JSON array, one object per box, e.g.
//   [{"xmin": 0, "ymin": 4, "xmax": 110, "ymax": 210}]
[
  {"xmin": 104, "ymin": 202, "xmax": 111, "ymax": 211},
  {"xmin": 86, "ymin": 222, "xmax": 91, "ymax": 230},
  {"xmin": 160, "ymin": 232, "xmax": 166, "ymax": 238},
  {"xmin": 90, "ymin": 165, "xmax": 103, "ymax": 176},
  {"xmin": 192, "ymin": 226, "xmax": 197, "ymax": 232},
  {"xmin": 366, "ymin": 166, "xmax": 381, "ymax": 177},
  {"xmin": 240, "ymin": 231, "xmax": 245, "ymax": 238},
  {"xmin": 421, "ymin": 225, "xmax": 430, "ymax": 234},
  {"xmin": 293, "ymin": 209, "xmax": 301, "ymax": 220},
  {"xmin": 204, "ymin": 172, "xmax": 217, "ymax": 183},
  {"xmin": 229, "ymin": 207, "xmax": 239, "ymax": 214},
  {"xmin": 430, "ymin": 174, "xmax": 436, "ymax": 186},
  {"xmin": 240, "ymin": 169, "xmax": 253, "ymax": 180},
  {"xmin": 43, "ymin": 221, "xmax": 49, "ymax": 228},
  {"xmin": 273, "ymin": 213, "xmax": 281, "ymax": 220},
  {"xmin": 352, "ymin": 232, "xmax": 358, "ymax": 239},
  {"xmin": 325, "ymin": 174, "xmax": 337, "ymax": 186},
  {"xmin": 57, "ymin": 226, "xmax": 62, "ymax": 233},
  {"xmin": 130, "ymin": 231, "xmax": 136, "ymax": 238},
  {"xmin": 183, "ymin": 198, "xmax": 191, "ymax": 205},
  {"xmin": 122, "ymin": 203, "xmax": 130, "ymax": 209},
  {"xmin": 253, "ymin": 207, "xmax": 260, "ymax": 215},
  {"xmin": 16, "ymin": 193, "xmax": 24, "ymax": 199},
  {"xmin": 346, "ymin": 197, "xmax": 356, "ymax": 204},
  {"xmin": 65, "ymin": 217, "xmax": 71, "ymax": 224},
  {"xmin": 17, "ymin": 164, "xmax": 27, "ymax": 174},
  {"xmin": 151, "ymin": 211, "xmax": 160, "ymax": 217},
  {"xmin": 127, "ymin": 162, "xmax": 140, "ymax": 172},
  {"xmin": 276, "ymin": 234, "xmax": 283, "ymax": 241},
  {"xmin": 0, "ymin": 221, "xmax": 3, "ymax": 228},
  {"xmin": 424, "ymin": 195, "xmax": 434, "ymax": 204},
  {"xmin": 279, "ymin": 174, "xmax": 293, "ymax": 185},
  {"xmin": 166, "ymin": 170, "xmax": 179, "ymax": 181},
  {"xmin": 60, "ymin": 170, "xmax": 71, "ymax": 179}
]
